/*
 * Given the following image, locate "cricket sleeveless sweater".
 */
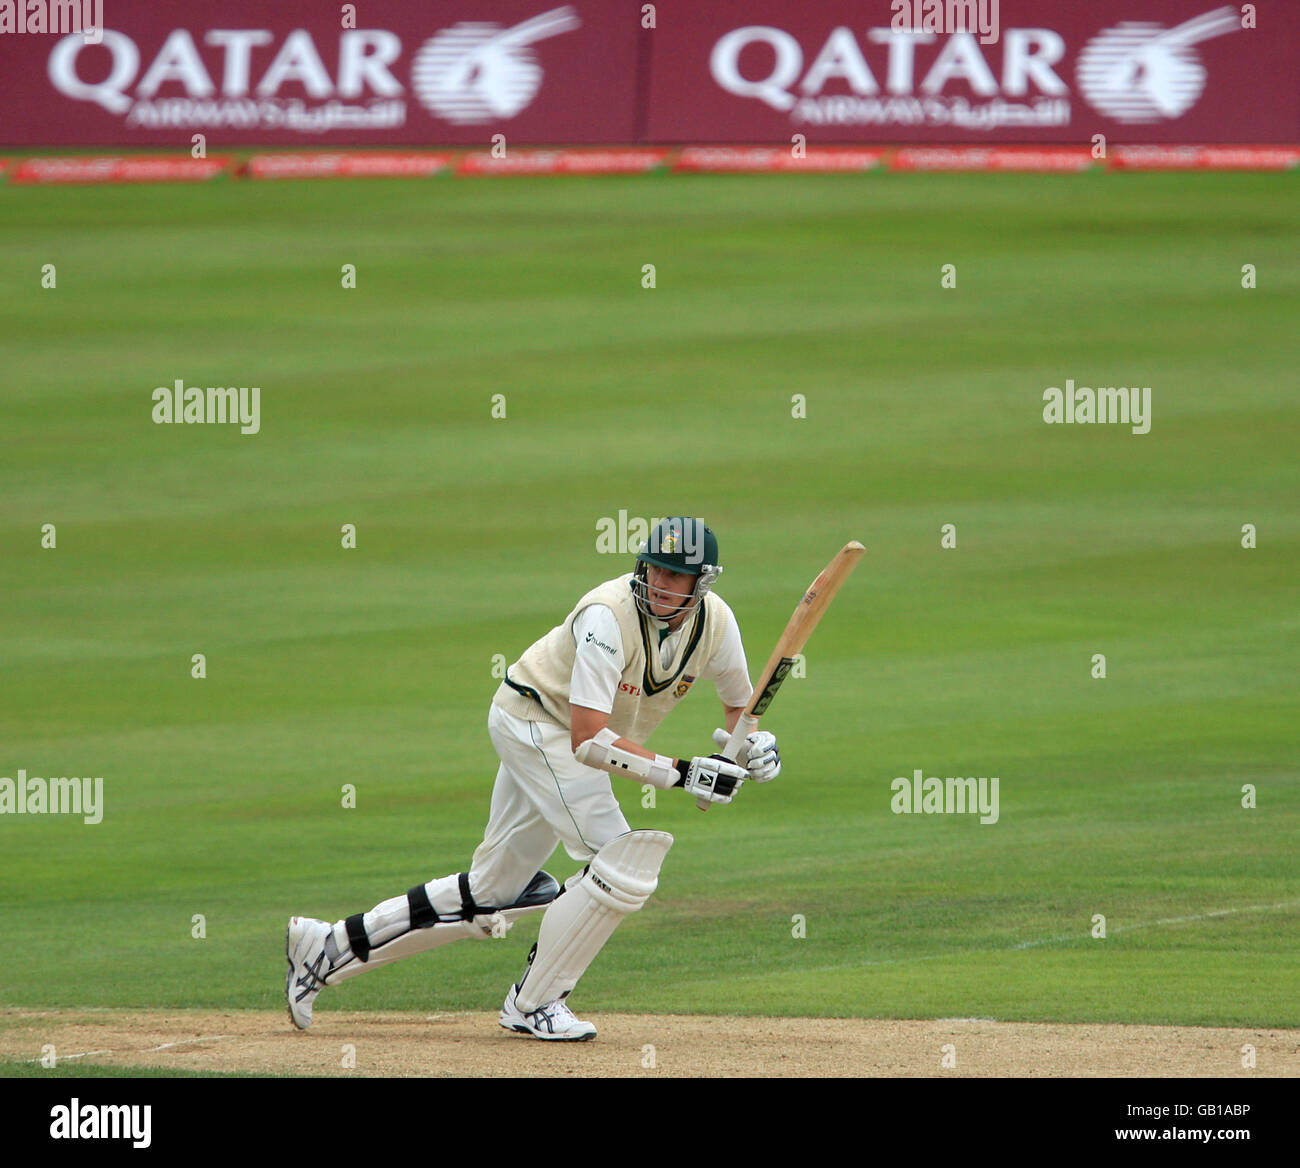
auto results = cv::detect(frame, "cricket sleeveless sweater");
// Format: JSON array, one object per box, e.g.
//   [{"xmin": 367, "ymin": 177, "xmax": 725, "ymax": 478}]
[{"xmin": 492, "ymin": 574, "xmax": 733, "ymax": 745}]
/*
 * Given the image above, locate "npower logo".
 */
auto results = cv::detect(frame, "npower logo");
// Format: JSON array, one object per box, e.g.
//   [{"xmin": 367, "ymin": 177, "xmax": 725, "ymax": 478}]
[
  {"xmin": 45, "ymin": 6, "xmax": 579, "ymax": 131},
  {"xmin": 710, "ymin": 6, "xmax": 1247, "ymax": 131}
]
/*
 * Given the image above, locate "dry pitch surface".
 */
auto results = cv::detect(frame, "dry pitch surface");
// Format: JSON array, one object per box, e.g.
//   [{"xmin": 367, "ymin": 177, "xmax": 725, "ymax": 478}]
[{"xmin": 3, "ymin": 1010, "xmax": 1297, "ymax": 1077}]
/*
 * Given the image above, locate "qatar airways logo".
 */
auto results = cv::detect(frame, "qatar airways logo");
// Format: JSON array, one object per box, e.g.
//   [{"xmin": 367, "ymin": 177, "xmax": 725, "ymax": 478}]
[
  {"xmin": 412, "ymin": 7, "xmax": 579, "ymax": 125},
  {"xmin": 711, "ymin": 8, "xmax": 1249, "ymax": 131},
  {"xmin": 710, "ymin": 25, "xmax": 1069, "ymax": 130},
  {"xmin": 43, "ymin": 8, "xmax": 577, "ymax": 131},
  {"xmin": 1076, "ymin": 6, "xmax": 1243, "ymax": 125}
]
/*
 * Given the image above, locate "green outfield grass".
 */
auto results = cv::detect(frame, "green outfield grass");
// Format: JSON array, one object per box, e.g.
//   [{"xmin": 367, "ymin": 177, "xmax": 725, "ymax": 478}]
[{"xmin": 0, "ymin": 172, "xmax": 1296, "ymax": 1033}]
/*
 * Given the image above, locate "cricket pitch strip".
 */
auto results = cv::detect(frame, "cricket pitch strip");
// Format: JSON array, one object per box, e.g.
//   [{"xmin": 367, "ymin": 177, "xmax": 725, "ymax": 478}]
[{"xmin": 2, "ymin": 1009, "xmax": 1296, "ymax": 1077}]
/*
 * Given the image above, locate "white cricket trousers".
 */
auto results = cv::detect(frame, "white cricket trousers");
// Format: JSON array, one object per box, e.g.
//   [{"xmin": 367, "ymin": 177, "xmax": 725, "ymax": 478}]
[
  {"xmin": 323, "ymin": 704, "xmax": 630, "ymax": 976},
  {"xmin": 467, "ymin": 703, "xmax": 630, "ymax": 907}
]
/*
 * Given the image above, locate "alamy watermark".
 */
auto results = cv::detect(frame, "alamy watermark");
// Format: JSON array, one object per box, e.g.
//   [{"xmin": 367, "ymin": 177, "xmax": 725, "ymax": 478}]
[
  {"xmin": 891, "ymin": 769, "xmax": 999, "ymax": 824},
  {"xmin": 1043, "ymin": 380, "xmax": 1151, "ymax": 434},
  {"xmin": 152, "ymin": 380, "xmax": 261, "ymax": 435},
  {"xmin": 1, "ymin": 769, "xmax": 103, "ymax": 824},
  {"xmin": 50, "ymin": 1099, "xmax": 150, "ymax": 1148},
  {"xmin": 891, "ymin": 0, "xmax": 999, "ymax": 45},
  {"xmin": 0, "ymin": 0, "xmax": 102, "ymax": 42},
  {"xmin": 595, "ymin": 511, "xmax": 705, "ymax": 563}
]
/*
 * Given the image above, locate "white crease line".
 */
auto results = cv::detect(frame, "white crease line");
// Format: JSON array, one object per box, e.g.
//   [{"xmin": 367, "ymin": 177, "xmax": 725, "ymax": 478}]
[
  {"xmin": 1010, "ymin": 900, "xmax": 1300, "ymax": 950},
  {"xmin": 19, "ymin": 1034, "xmax": 236, "ymax": 1063},
  {"xmin": 22, "ymin": 1050, "xmax": 113, "ymax": 1064},
  {"xmin": 144, "ymin": 1035, "xmax": 235, "ymax": 1052},
  {"xmin": 735, "ymin": 900, "xmax": 1300, "ymax": 980}
]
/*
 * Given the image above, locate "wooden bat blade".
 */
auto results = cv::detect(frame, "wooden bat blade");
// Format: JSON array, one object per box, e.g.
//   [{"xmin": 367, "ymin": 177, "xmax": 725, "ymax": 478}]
[
  {"xmin": 745, "ymin": 540, "xmax": 865, "ymax": 718},
  {"xmin": 698, "ymin": 541, "xmax": 865, "ymax": 811}
]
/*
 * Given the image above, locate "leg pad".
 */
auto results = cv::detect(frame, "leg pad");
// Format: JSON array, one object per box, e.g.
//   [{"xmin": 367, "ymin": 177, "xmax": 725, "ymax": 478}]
[
  {"xmin": 515, "ymin": 831, "xmax": 672, "ymax": 1012},
  {"xmin": 328, "ymin": 870, "xmax": 561, "ymax": 985}
]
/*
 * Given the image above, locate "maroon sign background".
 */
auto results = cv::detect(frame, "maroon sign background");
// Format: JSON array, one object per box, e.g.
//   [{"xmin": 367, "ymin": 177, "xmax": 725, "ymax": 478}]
[
  {"xmin": 646, "ymin": 0, "xmax": 1299, "ymax": 144},
  {"xmin": 0, "ymin": 1, "xmax": 1295, "ymax": 146},
  {"xmin": 0, "ymin": 1, "xmax": 637, "ymax": 145}
]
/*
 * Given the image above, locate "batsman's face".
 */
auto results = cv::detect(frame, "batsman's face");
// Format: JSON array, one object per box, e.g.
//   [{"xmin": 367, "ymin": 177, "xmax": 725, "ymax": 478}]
[{"xmin": 646, "ymin": 566, "xmax": 697, "ymax": 621}]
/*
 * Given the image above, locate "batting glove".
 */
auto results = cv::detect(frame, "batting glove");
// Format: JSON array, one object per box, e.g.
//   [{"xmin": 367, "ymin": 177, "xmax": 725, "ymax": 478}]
[
  {"xmin": 712, "ymin": 727, "xmax": 781, "ymax": 783},
  {"xmin": 675, "ymin": 754, "xmax": 747, "ymax": 805}
]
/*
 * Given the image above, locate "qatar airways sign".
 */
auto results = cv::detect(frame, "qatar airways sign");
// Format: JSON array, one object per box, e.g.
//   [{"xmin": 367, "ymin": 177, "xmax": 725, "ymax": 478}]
[
  {"xmin": 646, "ymin": 0, "xmax": 1298, "ymax": 144},
  {"xmin": 48, "ymin": 28, "xmax": 410, "ymax": 131},
  {"xmin": 3, "ymin": 0, "xmax": 1295, "ymax": 146},
  {"xmin": 1, "ymin": 0, "xmax": 635, "ymax": 144},
  {"xmin": 47, "ymin": 9, "xmax": 580, "ymax": 131},
  {"xmin": 710, "ymin": 24, "xmax": 1071, "ymax": 132}
]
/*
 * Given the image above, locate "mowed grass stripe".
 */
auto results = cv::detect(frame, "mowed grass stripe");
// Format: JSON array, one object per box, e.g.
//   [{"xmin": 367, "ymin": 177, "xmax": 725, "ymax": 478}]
[{"xmin": 0, "ymin": 173, "xmax": 1295, "ymax": 1025}]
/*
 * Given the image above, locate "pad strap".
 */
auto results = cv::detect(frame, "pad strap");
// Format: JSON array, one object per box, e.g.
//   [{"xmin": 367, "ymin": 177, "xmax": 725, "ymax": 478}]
[
  {"xmin": 344, "ymin": 913, "xmax": 371, "ymax": 963},
  {"xmin": 458, "ymin": 872, "xmax": 485, "ymax": 920},
  {"xmin": 407, "ymin": 883, "xmax": 438, "ymax": 929}
]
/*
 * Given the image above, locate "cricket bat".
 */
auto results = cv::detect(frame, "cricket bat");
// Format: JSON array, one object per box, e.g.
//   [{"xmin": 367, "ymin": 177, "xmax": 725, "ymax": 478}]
[{"xmin": 698, "ymin": 540, "xmax": 866, "ymax": 810}]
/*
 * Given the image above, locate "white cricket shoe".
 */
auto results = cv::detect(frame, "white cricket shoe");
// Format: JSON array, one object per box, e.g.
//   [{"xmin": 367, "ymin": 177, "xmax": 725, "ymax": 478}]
[
  {"xmin": 499, "ymin": 983, "xmax": 597, "ymax": 1042},
  {"xmin": 285, "ymin": 916, "xmax": 333, "ymax": 1030}
]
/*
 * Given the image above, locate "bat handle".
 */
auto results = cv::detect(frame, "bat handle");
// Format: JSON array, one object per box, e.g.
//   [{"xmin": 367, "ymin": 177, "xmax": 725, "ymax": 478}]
[{"xmin": 696, "ymin": 712, "xmax": 760, "ymax": 811}]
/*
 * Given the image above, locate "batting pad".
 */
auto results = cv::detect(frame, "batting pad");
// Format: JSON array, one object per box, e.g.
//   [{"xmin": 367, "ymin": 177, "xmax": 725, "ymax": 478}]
[
  {"xmin": 327, "ymin": 870, "xmax": 560, "ymax": 985},
  {"xmin": 515, "ymin": 830, "xmax": 673, "ymax": 1012}
]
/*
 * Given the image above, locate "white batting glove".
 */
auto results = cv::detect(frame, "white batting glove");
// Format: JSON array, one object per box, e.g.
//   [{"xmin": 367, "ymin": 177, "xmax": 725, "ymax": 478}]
[
  {"xmin": 675, "ymin": 755, "xmax": 747, "ymax": 805},
  {"xmin": 712, "ymin": 728, "xmax": 781, "ymax": 783}
]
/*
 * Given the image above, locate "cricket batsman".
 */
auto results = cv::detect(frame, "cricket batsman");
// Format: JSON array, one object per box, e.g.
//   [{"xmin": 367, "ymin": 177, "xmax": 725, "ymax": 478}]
[{"xmin": 285, "ymin": 516, "xmax": 780, "ymax": 1040}]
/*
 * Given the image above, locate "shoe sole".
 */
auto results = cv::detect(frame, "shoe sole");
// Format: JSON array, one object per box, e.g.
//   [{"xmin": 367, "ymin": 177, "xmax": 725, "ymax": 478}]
[
  {"xmin": 285, "ymin": 920, "xmax": 310, "ymax": 1031},
  {"xmin": 500, "ymin": 1019, "xmax": 596, "ymax": 1042}
]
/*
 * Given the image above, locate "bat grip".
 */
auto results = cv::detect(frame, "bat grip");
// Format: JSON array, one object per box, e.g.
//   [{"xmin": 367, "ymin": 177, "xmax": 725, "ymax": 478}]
[{"xmin": 696, "ymin": 712, "xmax": 760, "ymax": 811}]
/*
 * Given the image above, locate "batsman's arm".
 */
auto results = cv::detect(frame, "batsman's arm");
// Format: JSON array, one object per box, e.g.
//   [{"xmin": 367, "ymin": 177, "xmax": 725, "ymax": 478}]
[
  {"xmin": 722, "ymin": 704, "xmax": 748, "ymax": 735},
  {"xmin": 569, "ymin": 704, "xmax": 745, "ymax": 799},
  {"xmin": 570, "ymin": 704, "xmax": 679, "ymax": 789}
]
